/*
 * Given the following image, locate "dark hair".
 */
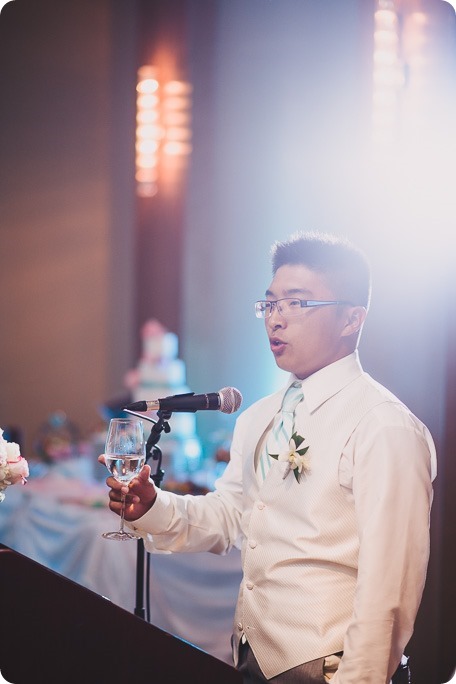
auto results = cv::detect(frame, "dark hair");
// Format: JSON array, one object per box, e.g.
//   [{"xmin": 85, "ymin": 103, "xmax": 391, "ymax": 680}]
[{"xmin": 271, "ymin": 231, "xmax": 371, "ymax": 308}]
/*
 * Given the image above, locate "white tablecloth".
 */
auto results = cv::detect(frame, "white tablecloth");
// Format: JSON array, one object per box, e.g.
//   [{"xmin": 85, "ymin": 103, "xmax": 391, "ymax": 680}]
[{"xmin": 0, "ymin": 464, "xmax": 242, "ymax": 664}]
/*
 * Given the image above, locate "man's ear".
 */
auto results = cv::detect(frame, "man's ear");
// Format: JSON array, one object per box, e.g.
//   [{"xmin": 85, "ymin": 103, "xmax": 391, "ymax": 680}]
[{"xmin": 341, "ymin": 306, "xmax": 367, "ymax": 338}]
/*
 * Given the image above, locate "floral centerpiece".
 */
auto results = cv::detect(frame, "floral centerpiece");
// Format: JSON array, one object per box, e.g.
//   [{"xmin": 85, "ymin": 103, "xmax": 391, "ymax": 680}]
[
  {"xmin": 0, "ymin": 428, "xmax": 29, "ymax": 502},
  {"xmin": 34, "ymin": 411, "xmax": 80, "ymax": 464}
]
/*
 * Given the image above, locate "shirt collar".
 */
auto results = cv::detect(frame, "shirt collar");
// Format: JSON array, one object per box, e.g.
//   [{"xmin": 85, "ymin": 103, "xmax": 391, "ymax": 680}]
[{"xmin": 288, "ymin": 351, "xmax": 363, "ymax": 414}]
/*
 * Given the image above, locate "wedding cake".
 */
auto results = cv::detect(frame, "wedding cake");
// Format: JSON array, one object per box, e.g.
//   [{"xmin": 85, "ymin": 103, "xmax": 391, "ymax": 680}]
[{"xmin": 124, "ymin": 320, "xmax": 202, "ymax": 479}]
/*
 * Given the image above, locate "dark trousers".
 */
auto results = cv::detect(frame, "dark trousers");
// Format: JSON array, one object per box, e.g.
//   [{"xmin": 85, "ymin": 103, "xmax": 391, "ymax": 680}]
[
  {"xmin": 237, "ymin": 640, "xmax": 411, "ymax": 684},
  {"xmin": 237, "ymin": 640, "xmax": 327, "ymax": 684}
]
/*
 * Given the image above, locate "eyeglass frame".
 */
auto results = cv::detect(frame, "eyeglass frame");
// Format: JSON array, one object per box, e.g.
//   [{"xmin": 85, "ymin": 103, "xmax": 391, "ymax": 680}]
[{"xmin": 254, "ymin": 298, "xmax": 356, "ymax": 319}]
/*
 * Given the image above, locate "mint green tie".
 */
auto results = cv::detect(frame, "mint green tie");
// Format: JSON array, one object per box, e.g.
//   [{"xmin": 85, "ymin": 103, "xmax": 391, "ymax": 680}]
[{"xmin": 258, "ymin": 381, "xmax": 303, "ymax": 482}]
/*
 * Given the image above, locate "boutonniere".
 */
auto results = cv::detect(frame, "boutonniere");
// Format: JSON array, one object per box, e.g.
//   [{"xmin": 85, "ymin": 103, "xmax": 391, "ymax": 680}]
[{"xmin": 269, "ymin": 432, "xmax": 310, "ymax": 483}]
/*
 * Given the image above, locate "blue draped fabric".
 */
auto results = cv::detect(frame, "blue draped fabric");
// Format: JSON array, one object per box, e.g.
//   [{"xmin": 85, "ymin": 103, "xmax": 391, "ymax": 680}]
[{"xmin": 0, "ymin": 463, "xmax": 242, "ymax": 664}]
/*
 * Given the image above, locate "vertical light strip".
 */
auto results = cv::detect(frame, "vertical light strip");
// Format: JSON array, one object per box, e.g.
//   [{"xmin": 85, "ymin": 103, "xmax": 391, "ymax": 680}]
[
  {"xmin": 401, "ymin": 10, "xmax": 431, "ymax": 150},
  {"xmin": 136, "ymin": 68, "xmax": 192, "ymax": 197},
  {"xmin": 372, "ymin": 0, "xmax": 403, "ymax": 158},
  {"xmin": 162, "ymin": 80, "xmax": 193, "ymax": 157},
  {"xmin": 136, "ymin": 66, "xmax": 161, "ymax": 198}
]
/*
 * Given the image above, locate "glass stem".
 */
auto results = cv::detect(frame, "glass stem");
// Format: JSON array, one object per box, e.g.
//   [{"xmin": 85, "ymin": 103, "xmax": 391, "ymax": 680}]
[{"xmin": 119, "ymin": 490, "xmax": 127, "ymax": 533}]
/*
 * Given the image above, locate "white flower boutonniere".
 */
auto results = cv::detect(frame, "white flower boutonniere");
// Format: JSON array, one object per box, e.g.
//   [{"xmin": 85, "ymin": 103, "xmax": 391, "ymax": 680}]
[{"xmin": 269, "ymin": 432, "xmax": 310, "ymax": 483}]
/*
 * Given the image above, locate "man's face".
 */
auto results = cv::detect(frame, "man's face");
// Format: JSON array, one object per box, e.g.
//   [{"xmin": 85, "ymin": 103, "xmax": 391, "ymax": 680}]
[{"xmin": 264, "ymin": 264, "xmax": 354, "ymax": 379}]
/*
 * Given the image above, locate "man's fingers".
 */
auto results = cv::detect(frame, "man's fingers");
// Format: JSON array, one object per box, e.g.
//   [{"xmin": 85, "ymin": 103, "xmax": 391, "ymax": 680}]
[
  {"xmin": 138, "ymin": 463, "xmax": 152, "ymax": 481},
  {"xmin": 109, "ymin": 488, "xmax": 140, "ymax": 504}
]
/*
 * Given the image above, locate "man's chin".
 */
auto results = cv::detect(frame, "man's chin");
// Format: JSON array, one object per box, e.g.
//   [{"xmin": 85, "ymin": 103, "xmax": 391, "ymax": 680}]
[{"xmin": 274, "ymin": 356, "xmax": 294, "ymax": 374}]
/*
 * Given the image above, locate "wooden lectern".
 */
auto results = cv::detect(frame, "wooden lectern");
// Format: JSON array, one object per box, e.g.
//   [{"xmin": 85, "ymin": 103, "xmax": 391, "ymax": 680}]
[{"xmin": 0, "ymin": 544, "xmax": 242, "ymax": 684}]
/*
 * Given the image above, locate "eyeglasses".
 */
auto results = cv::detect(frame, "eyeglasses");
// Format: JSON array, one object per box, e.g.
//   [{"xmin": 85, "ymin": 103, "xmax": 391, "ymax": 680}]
[{"xmin": 254, "ymin": 298, "xmax": 353, "ymax": 319}]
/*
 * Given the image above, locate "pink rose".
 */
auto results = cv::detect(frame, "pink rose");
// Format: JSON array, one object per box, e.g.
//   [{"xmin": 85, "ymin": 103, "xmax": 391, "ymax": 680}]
[
  {"xmin": 6, "ymin": 443, "xmax": 29, "ymax": 484},
  {"xmin": 5, "ymin": 441, "xmax": 20, "ymax": 460}
]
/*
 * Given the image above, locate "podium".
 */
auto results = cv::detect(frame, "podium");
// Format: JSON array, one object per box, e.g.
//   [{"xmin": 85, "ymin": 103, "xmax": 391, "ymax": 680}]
[{"xmin": 0, "ymin": 544, "xmax": 242, "ymax": 684}]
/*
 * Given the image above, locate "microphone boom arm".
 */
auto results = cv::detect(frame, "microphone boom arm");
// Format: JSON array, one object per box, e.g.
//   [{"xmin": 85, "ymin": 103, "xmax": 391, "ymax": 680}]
[{"xmin": 123, "ymin": 407, "xmax": 170, "ymax": 487}]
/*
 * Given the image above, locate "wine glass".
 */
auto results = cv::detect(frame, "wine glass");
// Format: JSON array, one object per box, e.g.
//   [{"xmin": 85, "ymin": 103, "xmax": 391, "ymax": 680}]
[{"xmin": 102, "ymin": 418, "xmax": 146, "ymax": 541}]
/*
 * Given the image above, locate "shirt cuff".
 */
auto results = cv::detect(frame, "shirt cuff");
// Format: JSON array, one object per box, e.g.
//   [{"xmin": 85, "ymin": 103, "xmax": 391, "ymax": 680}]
[{"xmin": 126, "ymin": 487, "xmax": 175, "ymax": 535}]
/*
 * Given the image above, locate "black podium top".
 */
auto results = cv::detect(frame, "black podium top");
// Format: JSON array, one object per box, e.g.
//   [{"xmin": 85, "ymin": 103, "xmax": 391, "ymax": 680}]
[{"xmin": 0, "ymin": 544, "xmax": 242, "ymax": 684}]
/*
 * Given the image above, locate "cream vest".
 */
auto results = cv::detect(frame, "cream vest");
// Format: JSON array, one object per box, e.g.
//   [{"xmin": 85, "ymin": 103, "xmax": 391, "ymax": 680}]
[{"xmin": 232, "ymin": 372, "xmax": 403, "ymax": 679}]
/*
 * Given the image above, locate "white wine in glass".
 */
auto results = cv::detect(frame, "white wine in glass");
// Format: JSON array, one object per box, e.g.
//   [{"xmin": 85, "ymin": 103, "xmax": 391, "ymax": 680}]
[{"xmin": 102, "ymin": 418, "xmax": 146, "ymax": 541}]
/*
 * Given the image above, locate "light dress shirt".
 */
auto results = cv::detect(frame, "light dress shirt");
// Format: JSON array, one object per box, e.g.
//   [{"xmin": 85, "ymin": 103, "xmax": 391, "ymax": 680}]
[{"xmin": 130, "ymin": 352, "xmax": 436, "ymax": 683}]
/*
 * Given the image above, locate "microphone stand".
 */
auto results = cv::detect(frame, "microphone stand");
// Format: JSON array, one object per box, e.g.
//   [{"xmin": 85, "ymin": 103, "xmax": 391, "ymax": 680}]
[{"xmin": 124, "ymin": 408, "xmax": 171, "ymax": 621}]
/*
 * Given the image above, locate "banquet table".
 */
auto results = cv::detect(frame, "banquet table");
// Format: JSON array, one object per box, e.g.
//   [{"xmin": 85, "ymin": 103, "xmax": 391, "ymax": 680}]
[{"xmin": 0, "ymin": 460, "xmax": 243, "ymax": 665}]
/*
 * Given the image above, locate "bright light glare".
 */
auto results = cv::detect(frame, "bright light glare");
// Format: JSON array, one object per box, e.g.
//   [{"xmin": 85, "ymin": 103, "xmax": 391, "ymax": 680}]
[
  {"xmin": 164, "ymin": 111, "xmax": 191, "ymax": 126},
  {"xmin": 367, "ymin": 0, "xmax": 456, "ymax": 282},
  {"xmin": 137, "ymin": 124, "xmax": 164, "ymax": 140},
  {"xmin": 136, "ymin": 140, "xmax": 159, "ymax": 154},
  {"xmin": 374, "ymin": 9, "xmax": 398, "ymax": 27},
  {"xmin": 163, "ymin": 141, "xmax": 192, "ymax": 156},
  {"xmin": 137, "ymin": 94, "xmax": 159, "ymax": 109},
  {"xmin": 137, "ymin": 110, "xmax": 159, "ymax": 124},
  {"xmin": 163, "ymin": 80, "xmax": 193, "ymax": 95},
  {"xmin": 165, "ymin": 127, "xmax": 192, "ymax": 142},
  {"xmin": 163, "ymin": 96, "xmax": 191, "ymax": 111},
  {"xmin": 137, "ymin": 78, "xmax": 159, "ymax": 94}
]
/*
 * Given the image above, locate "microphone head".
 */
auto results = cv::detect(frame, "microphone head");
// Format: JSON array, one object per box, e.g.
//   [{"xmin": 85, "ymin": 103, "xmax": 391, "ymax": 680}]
[{"xmin": 218, "ymin": 387, "xmax": 243, "ymax": 414}]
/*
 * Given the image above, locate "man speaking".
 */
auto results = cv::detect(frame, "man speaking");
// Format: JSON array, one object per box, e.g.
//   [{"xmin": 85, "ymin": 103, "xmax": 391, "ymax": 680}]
[{"xmin": 102, "ymin": 232, "xmax": 436, "ymax": 684}]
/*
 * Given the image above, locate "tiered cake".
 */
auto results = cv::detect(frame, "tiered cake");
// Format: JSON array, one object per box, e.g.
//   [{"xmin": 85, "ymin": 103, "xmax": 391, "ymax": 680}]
[{"xmin": 124, "ymin": 320, "xmax": 202, "ymax": 479}]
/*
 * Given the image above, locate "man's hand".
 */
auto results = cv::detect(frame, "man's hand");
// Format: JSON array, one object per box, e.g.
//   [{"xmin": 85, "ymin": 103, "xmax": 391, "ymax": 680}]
[{"xmin": 98, "ymin": 455, "xmax": 157, "ymax": 521}]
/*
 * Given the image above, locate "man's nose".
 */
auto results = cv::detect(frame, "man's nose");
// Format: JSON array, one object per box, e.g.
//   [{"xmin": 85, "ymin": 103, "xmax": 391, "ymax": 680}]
[{"xmin": 267, "ymin": 304, "xmax": 285, "ymax": 327}]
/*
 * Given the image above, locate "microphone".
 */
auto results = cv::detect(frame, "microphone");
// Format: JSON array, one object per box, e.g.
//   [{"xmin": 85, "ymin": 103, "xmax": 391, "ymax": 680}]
[{"xmin": 123, "ymin": 387, "xmax": 242, "ymax": 415}]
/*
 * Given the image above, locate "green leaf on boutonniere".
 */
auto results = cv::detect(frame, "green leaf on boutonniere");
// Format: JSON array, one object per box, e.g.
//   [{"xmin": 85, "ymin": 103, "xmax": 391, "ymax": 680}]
[
  {"xmin": 291, "ymin": 432, "xmax": 305, "ymax": 449},
  {"xmin": 291, "ymin": 432, "xmax": 309, "ymax": 461},
  {"xmin": 268, "ymin": 432, "xmax": 311, "ymax": 484}
]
